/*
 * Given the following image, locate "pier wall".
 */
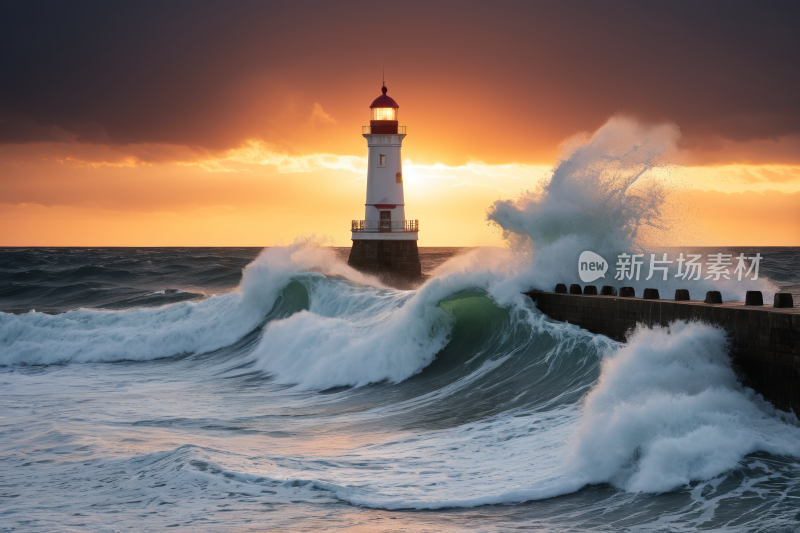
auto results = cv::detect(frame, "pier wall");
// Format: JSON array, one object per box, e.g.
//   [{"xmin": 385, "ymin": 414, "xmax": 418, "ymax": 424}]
[{"xmin": 525, "ymin": 291, "xmax": 800, "ymax": 417}]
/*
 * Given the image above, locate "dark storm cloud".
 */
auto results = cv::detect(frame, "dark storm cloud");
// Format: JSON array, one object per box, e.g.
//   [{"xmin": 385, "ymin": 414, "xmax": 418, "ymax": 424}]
[{"xmin": 1, "ymin": 0, "xmax": 798, "ymax": 152}]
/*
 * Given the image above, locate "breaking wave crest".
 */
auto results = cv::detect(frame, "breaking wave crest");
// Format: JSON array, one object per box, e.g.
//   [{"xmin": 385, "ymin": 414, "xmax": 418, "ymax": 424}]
[
  {"xmin": 486, "ymin": 116, "xmax": 779, "ymax": 301},
  {"xmin": 567, "ymin": 323, "xmax": 800, "ymax": 494},
  {"xmin": 269, "ymin": 322, "xmax": 800, "ymax": 510},
  {"xmin": 0, "ymin": 241, "xmax": 383, "ymax": 366}
]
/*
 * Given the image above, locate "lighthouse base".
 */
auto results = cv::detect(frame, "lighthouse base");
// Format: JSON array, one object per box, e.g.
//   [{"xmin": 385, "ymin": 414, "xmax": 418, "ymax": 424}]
[{"xmin": 347, "ymin": 239, "xmax": 422, "ymax": 277}]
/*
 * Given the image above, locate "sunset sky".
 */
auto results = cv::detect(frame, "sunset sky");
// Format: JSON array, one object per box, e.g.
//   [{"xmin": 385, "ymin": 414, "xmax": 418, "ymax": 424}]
[{"xmin": 1, "ymin": 1, "xmax": 799, "ymax": 246}]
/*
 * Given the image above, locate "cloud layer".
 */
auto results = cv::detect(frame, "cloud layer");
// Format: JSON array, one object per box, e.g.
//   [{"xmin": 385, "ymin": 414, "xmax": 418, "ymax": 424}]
[{"xmin": 1, "ymin": 1, "xmax": 798, "ymax": 165}]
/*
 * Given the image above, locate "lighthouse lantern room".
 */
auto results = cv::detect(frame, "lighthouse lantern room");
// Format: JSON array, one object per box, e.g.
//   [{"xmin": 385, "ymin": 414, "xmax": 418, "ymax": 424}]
[{"xmin": 347, "ymin": 84, "xmax": 422, "ymax": 276}]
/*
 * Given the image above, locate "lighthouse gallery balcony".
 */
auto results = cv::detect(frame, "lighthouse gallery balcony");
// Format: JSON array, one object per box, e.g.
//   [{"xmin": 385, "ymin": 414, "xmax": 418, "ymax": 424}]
[
  {"xmin": 352, "ymin": 219, "xmax": 419, "ymax": 232},
  {"xmin": 362, "ymin": 125, "xmax": 406, "ymax": 135}
]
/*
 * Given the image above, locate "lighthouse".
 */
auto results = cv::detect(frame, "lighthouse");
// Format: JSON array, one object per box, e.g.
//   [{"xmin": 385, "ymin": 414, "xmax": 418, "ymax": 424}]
[{"xmin": 347, "ymin": 84, "xmax": 422, "ymax": 276}]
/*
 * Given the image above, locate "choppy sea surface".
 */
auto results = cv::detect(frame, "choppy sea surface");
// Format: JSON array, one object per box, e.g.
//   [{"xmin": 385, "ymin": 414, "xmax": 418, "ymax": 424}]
[{"xmin": 1, "ymin": 246, "xmax": 799, "ymax": 533}]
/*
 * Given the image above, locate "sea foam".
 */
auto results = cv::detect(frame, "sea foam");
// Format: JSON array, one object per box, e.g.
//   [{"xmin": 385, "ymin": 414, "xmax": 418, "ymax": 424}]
[
  {"xmin": 295, "ymin": 322, "xmax": 800, "ymax": 509},
  {"xmin": 568, "ymin": 322, "xmax": 800, "ymax": 494},
  {"xmin": 0, "ymin": 240, "xmax": 377, "ymax": 365}
]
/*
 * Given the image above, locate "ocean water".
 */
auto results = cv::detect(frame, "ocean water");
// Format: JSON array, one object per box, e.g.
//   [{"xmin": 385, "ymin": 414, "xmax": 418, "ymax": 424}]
[
  {"xmin": 1, "ymin": 245, "xmax": 799, "ymax": 532},
  {"xmin": 2, "ymin": 118, "xmax": 800, "ymax": 531}
]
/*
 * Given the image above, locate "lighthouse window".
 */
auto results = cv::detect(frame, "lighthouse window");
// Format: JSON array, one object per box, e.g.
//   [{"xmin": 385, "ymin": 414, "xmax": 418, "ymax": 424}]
[
  {"xmin": 371, "ymin": 108, "xmax": 397, "ymax": 121},
  {"xmin": 396, "ymin": 172, "xmax": 403, "ymax": 183},
  {"xmin": 378, "ymin": 154, "xmax": 386, "ymax": 167}
]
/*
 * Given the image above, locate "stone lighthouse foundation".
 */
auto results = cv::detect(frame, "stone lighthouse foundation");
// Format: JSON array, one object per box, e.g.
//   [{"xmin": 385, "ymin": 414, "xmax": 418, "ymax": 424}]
[{"xmin": 348, "ymin": 239, "xmax": 421, "ymax": 276}]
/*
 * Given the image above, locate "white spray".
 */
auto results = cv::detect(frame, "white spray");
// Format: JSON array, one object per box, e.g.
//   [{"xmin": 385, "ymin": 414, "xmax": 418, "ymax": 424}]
[{"xmin": 486, "ymin": 116, "xmax": 778, "ymax": 300}]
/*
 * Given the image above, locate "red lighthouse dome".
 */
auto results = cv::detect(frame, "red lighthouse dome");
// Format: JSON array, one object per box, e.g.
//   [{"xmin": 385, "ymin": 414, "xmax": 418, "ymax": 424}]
[
  {"xmin": 369, "ymin": 85, "xmax": 399, "ymax": 133},
  {"xmin": 370, "ymin": 85, "xmax": 399, "ymax": 112}
]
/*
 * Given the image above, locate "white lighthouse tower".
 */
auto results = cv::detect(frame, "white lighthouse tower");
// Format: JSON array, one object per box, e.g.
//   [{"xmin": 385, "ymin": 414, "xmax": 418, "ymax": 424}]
[{"xmin": 347, "ymin": 83, "xmax": 421, "ymax": 276}]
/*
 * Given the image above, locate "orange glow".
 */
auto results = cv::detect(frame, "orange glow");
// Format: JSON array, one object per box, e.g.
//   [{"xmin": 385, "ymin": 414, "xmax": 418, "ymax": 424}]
[
  {"xmin": 3, "ymin": 2, "xmax": 799, "ymax": 255},
  {"xmin": 1, "ymin": 139, "xmax": 799, "ymax": 246},
  {"xmin": 371, "ymin": 107, "xmax": 397, "ymax": 121}
]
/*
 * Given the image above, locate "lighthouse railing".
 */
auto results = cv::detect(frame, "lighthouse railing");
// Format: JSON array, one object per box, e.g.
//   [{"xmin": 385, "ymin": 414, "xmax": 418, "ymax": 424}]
[
  {"xmin": 352, "ymin": 220, "xmax": 418, "ymax": 232},
  {"xmin": 362, "ymin": 126, "xmax": 406, "ymax": 135}
]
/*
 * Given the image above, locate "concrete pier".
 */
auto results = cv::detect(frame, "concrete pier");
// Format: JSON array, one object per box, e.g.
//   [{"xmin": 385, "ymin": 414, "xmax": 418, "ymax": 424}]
[{"xmin": 525, "ymin": 290, "xmax": 800, "ymax": 417}]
